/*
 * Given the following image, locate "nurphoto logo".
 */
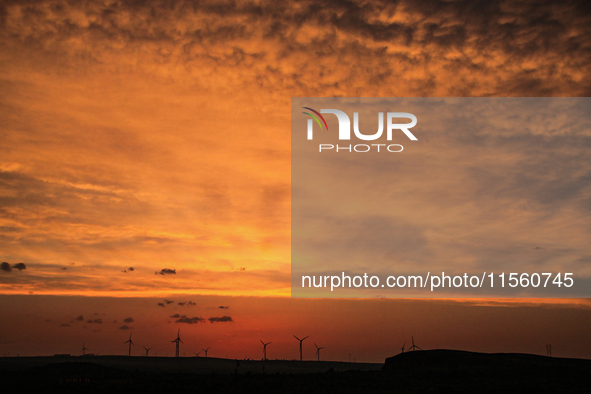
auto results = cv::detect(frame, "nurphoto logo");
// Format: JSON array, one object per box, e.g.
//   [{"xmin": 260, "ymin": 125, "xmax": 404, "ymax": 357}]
[{"xmin": 302, "ymin": 107, "xmax": 418, "ymax": 153}]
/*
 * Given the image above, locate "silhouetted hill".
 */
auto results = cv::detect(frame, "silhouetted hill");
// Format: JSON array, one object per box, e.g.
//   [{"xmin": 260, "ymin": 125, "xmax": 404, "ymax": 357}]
[
  {"xmin": 0, "ymin": 355, "xmax": 380, "ymax": 374},
  {"xmin": 0, "ymin": 352, "xmax": 589, "ymax": 393},
  {"xmin": 384, "ymin": 350, "xmax": 591, "ymax": 393},
  {"xmin": 384, "ymin": 348, "xmax": 591, "ymax": 370},
  {"xmin": 28, "ymin": 361, "xmax": 125, "ymax": 376}
]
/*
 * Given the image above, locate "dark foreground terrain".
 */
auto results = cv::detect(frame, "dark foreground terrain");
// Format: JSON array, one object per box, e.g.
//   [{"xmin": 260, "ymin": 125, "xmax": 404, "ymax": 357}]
[{"xmin": 1, "ymin": 350, "xmax": 590, "ymax": 393}]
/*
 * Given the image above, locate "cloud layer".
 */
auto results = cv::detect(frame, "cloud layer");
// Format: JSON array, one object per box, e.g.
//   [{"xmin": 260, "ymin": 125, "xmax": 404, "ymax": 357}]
[{"xmin": 0, "ymin": 0, "xmax": 589, "ymax": 296}]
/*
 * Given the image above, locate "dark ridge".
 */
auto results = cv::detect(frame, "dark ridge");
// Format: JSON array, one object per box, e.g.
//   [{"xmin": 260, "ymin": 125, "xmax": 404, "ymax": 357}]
[
  {"xmin": 384, "ymin": 349, "xmax": 591, "ymax": 393},
  {"xmin": 25, "ymin": 361, "xmax": 126, "ymax": 377},
  {"xmin": 0, "ymin": 352, "xmax": 588, "ymax": 393},
  {"xmin": 384, "ymin": 349, "xmax": 591, "ymax": 371}
]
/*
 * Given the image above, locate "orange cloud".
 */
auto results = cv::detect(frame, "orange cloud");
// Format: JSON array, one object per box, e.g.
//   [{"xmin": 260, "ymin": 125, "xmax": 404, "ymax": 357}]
[{"xmin": 1, "ymin": 0, "xmax": 590, "ymax": 300}]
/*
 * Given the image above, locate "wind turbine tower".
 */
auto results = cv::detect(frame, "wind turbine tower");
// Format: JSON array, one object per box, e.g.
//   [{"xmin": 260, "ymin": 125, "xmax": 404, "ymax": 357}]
[
  {"xmin": 81, "ymin": 342, "xmax": 88, "ymax": 356},
  {"xmin": 124, "ymin": 333, "xmax": 134, "ymax": 356},
  {"xmin": 171, "ymin": 329, "xmax": 183, "ymax": 358},
  {"xmin": 260, "ymin": 340, "xmax": 271, "ymax": 360},
  {"xmin": 202, "ymin": 347, "xmax": 210, "ymax": 357},
  {"xmin": 408, "ymin": 336, "xmax": 421, "ymax": 352},
  {"xmin": 293, "ymin": 335, "xmax": 309, "ymax": 361},
  {"xmin": 143, "ymin": 346, "xmax": 152, "ymax": 356},
  {"xmin": 314, "ymin": 343, "xmax": 325, "ymax": 361}
]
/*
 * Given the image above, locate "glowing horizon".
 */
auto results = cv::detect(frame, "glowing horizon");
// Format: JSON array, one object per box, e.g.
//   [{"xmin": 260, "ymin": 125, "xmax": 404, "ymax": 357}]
[{"xmin": 1, "ymin": 0, "xmax": 590, "ymax": 362}]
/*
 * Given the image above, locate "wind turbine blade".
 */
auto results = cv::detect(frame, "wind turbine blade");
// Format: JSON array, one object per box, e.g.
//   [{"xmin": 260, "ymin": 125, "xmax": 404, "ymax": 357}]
[
  {"xmin": 260, "ymin": 340, "xmax": 264, "ymax": 345},
  {"xmin": 303, "ymin": 336, "xmax": 309, "ymax": 340},
  {"xmin": 294, "ymin": 335, "xmax": 300, "ymax": 341}
]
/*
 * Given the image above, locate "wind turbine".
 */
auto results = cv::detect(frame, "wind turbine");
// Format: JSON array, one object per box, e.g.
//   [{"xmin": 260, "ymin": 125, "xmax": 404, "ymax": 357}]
[
  {"xmin": 124, "ymin": 333, "xmax": 134, "ymax": 356},
  {"xmin": 171, "ymin": 329, "xmax": 183, "ymax": 357},
  {"xmin": 401, "ymin": 343, "xmax": 405, "ymax": 353},
  {"xmin": 293, "ymin": 335, "xmax": 308, "ymax": 361},
  {"xmin": 260, "ymin": 340, "xmax": 271, "ymax": 360},
  {"xmin": 143, "ymin": 346, "xmax": 152, "ymax": 356},
  {"xmin": 193, "ymin": 351, "xmax": 201, "ymax": 357},
  {"xmin": 408, "ymin": 336, "xmax": 421, "ymax": 352},
  {"xmin": 202, "ymin": 347, "xmax": 209, "ymax": 357},
  {"xmin": 81, "ymin": 342, "xmax": 88, "ymax": 356},
  {"xmin": 314, "ymin": 343, "xmax": 325, "ymax": 361}
]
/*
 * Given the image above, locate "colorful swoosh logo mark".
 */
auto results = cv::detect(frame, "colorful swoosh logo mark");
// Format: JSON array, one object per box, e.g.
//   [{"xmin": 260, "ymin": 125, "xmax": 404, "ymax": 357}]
[{"xmin": 302, "ymin": 107, "xmax": 328, "ymax": 132}]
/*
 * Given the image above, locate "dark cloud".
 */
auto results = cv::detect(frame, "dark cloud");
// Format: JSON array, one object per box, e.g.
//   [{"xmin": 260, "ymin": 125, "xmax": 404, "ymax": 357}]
[
  {"xmin": 119, "ymin": 325, "xmax": 130, "ymax": 330},
  {"xmin": 60, "ymin": 323, "xmax": 70, "ymax": 327},
  {"xmin": 175, "ymin": 316, "xmax": 205, "ymax": 324},
  {"xmin": 1, "ymin": 0, "xmax": 584, "ymax": 97},
  {"xmin": 128, "ymin": 267, "xmax": 134, "ymax": 271},
  {"xmin": 76, "ymin": 315, "xmax": 83, "ymax": 322},
  {"xmin": 157, "ymin": 303, "xmax": 165, "ymax": 307},
  {"xmin": 178, "ymin": 302, "xmax": 185, "ymax": 306},
  {"xmin": 157, "ymin": 269, "xmax": 176, "ymax": 275},
  {"xmin": 0, "ymin": 261, "xmax": 24, "ymax": 273},
  {"xmin": 170, "ymin": 314, "xmax": 183, "ymax": 318},
  {"xmin": 187, "ymin": 301, "xmax": 196, "ymax": 306},
  {"xmin": 86, "ymin": 319, "xmax": 102, "ymax": 324},
  {"xmin": 164, "ymin": 300, "xmax": 174, "ymax": 304},
  {"xmin": 208, "ymin": 316, "xmax": 233, "ymax": 323},
  {"xmin": 218, "ymin": 306, "xmax": 229, "ymax": 309},
  {"xmin": 123, "ymin": 317, "xmax": 134, "ymax": 323}
]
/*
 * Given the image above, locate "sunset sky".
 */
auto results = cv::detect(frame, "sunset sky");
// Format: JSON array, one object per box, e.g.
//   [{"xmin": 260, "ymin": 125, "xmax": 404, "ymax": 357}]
[{"xmin": 1, "ymin": 0, "xmax": 590, "ymax": 361}]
